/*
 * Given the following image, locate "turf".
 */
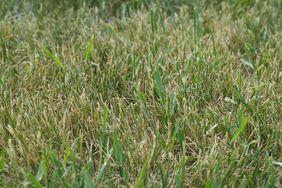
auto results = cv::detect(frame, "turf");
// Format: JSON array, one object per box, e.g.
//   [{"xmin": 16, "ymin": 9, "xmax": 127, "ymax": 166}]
[{"xmin": 0, "ymin": 0, "xmax": 282, "ymax": 187}]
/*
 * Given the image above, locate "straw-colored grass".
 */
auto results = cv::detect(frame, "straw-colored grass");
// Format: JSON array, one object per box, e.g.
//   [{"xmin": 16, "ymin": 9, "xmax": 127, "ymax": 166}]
[{"xmin": 0, "ymin": 0, "xmax": 281, "ymax": 187}]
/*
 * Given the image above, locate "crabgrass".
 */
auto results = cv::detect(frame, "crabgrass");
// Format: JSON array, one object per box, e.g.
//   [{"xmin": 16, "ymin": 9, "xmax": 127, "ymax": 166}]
[{"xmin": 0, "ymin": 0, "xmax": 282, "ymax": 187}]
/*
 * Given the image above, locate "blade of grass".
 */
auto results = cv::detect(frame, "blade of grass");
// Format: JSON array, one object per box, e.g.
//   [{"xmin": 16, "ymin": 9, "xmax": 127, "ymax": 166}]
[
  {"xmin": 63, "ymin": 144, "xmax": 71, "ymax": 165},
  {"xmin": 27, "ymin": 171, "xmax": 43, "ymax": 188},
  {"xmin": 175, "ymin": 156, "xmax": 186, "ymax": 188},
  {"xmin": 42, "ymin": 154, "xmax": 48, "ymax": 186},
  {"xmin": 168, "ymin": 126, "xmax": 178, "ymax": 152},
  {"xmin": 101, "ymin": 105, "xmax": 109, "ymax": 149},
  {"xmin": 85, "ymin": 35, "xmax": 94, "ymax": 61},
  {"xmin": 136, "ymin": 159, "xmax": 149, "ymax": 188},
  {"xmin": 151, "ymin": 10, "xmax": 158, "ymax": 34},
  {"xmin": 96, "ymin": 148, "xmax": 113, "ymax": 183},
  {"xmin": 83, "ymin": 169, "xmax": 95, "ymax": 188},
  {"xmin": 176, "ymin": 64, "xmax": 188, "ymax": 98},
  {"xmin": 35, "ymin": 162, "xmax": 44, "ymax": 182},
  {"xmin": 219, "ymin": 156, "xmax": 236, "ymax": 187},
  {"xmin": 46, "ymin": 47, "xmax": 65, "ymax": 69},
  {"xmin": 153, "ymin": 70, "xmax": 165, "ymax": 105},
  {"xmin": 230, "ymin": 112, "xmax": 248, "ymax": 143},
  {"xmin": 113, "ymin": 132, "xmax": 126, "ymax": 180},
  {"xmin": 168, "ymin": 92, "xmax": 176, "ymax": 117},
  {"xmin": 0, "ymin": 148, "xmax": 5, "ymax": 172},
  {"xmin": 160, "ymin": 162, "xmax": 170, "ymax": 188},
  {"xmin": 49, "ymin": 151, "xmax": 64, "ymax": 177}
]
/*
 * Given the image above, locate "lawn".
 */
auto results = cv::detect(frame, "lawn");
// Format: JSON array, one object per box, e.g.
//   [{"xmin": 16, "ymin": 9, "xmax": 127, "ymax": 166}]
[{"xmin": 0, "ymin": 0, "xmax": 281, "ymax": 187}]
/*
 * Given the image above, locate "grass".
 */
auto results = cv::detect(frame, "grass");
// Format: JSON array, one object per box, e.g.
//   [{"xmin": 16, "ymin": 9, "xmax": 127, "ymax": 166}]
[{"xmin": 0, "ymin": 0, "xmax": 282, "ymax": 187}]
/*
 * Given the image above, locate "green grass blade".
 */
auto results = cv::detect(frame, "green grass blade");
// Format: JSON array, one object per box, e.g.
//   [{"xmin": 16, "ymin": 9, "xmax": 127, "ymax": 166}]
[
  {"xmin": 136, "ymin": 159, "xmax": 148, "ymax": 188},
  {"xmin": 219, "ymin": 156, "xmax": 235, "ymax": 187},
  {"xmin": 113, "ymin": 132, "xmax": 126, "ymax": 179},
  {"xmin": 101, "ymin": 105, "xmax": 109, "ymax": 149},
  {"xmin": 83, "ymin": 169, "xmax": 95, "ymax": 188},
  {"xmin": 102, "ymin": 105, "xmax": 109, "ymax": 128},
  {"xmin": 85, "ymin": 35, "xmax": 94, "ymax": 61},
  {"xmin": 113, "ymin": 135, "xmax": 124, "ymax": 164},
  {"xmin": 63, "ymin": 144, "xmax": 71, "ymax": 165},
  {"xmin": 176, "ymin": 64, "xmax": 188, "ymax": 98},
  {"xmin": 0, "ymin": 148, "xmax": 5, "ymax": 172},
  {"xmin": 168, "ymin": 92, "xmax": 176, "ymax": 116},
  {"xmin": 46, "ymin": 47, "xmax": 65, "ymax": 68},
  {"xmin": 151, "ymin": 10, "xmax": 157, "ymax": 33},
  {"xmin": 175, "ymin": 156, "xmax": 186, "ymax": 188},
  {"xmin": 231, "ymin": 113, "xmax": 248, "ymax": 143},
  {"xmin": 49, "ymin": 151, "xmax": 64, "ymax": 177},
  {"xmin": 177, "ymin": 127, "xmax": 185, "ymax": 152},
  {"xmin": 160, "ymin": 162, "xmax": 169, "ymax": 188},
  {"xmin": 42, "ymin": 154, "xmax": 48, "ymax": 186},
  {"xmin": 96, "ymin": 148, "xmax": 113, "ymax": 183},
  {"xmin": 35, "ymin": 162, "xmax": 44, "ymax": 181},
  {"xmin": 27, "ymin": 171, "xmax": 43, "ymax": 188},
  {"xmin": 153, "ymin": 70, "xmax": 165, "ymax": 105}
]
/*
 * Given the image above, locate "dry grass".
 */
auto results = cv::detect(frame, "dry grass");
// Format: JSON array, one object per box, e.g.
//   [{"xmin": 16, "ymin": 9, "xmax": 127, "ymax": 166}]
[{"xmin": 0, "ymin": 0, "xmax": 282, "ymax": 187}]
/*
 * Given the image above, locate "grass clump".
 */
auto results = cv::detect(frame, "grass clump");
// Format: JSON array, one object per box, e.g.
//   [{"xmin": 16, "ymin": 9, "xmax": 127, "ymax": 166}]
[{"xmin": 0, "ymin": 0, "xmax": 282, "ymax": 187}]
